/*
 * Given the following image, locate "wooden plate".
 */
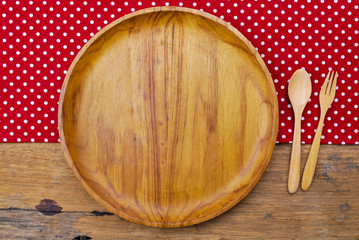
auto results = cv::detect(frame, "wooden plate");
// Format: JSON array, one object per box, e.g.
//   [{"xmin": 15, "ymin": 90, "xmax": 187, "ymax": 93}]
[{"xmin": 59, "ymin": 7, "xmax": 278, "ymax": 227}]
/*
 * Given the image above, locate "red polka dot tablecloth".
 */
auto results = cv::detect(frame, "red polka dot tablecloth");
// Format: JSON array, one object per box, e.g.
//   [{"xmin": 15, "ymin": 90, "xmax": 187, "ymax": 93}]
[{"xmin": 0, "ymin": 0, "xmax": 358, "ymax": 144}]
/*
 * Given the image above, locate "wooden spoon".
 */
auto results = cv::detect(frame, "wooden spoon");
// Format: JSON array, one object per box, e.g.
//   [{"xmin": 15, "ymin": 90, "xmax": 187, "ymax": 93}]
[{"xmin": 287, "ymin": 69, "xmax": 312, "ymax": 194}]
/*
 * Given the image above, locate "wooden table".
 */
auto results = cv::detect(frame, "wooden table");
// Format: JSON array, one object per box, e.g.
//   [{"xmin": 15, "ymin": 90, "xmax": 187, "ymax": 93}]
[{"xmin": 0, "ymin": 143, "xmax": 358, "ymax": 239}]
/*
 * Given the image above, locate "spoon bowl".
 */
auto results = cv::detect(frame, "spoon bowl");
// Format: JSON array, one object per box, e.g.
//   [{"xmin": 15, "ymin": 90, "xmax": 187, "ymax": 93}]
[{"xmin": 288, "ymin": 69, "xmax": 312, "ymax": 107}]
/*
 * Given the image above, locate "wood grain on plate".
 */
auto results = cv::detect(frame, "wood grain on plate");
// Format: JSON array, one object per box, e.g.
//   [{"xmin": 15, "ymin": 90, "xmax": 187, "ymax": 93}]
[{"xmin": 58, "ymin": 7, "xmax": 278, "ymax": 227}]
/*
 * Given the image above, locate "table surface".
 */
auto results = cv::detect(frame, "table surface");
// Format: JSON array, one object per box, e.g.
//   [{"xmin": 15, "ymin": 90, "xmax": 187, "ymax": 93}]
[{"xmin": 0, "ymin": 143, "xmax": 358, "ymax": 239}]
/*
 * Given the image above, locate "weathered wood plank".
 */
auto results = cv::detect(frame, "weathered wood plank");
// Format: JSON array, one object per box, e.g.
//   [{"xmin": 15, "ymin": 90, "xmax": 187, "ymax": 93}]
[
  {"xmin": 0, "ymin": 143, "xmax": 358, "ymax": 239},
  {"xmin": 0, "ymin": 143, "xmax": 105, "ymax": 212}
]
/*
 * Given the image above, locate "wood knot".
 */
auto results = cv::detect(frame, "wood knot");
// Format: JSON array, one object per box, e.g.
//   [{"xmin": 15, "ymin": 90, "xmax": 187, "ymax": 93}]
[
  {"xmin": 340, "ymin": 202, "xmax": 351, "ymax": 213},
  {"xmin": 35, "ymin": 199, "xmax": 62, "ymax": 216}
]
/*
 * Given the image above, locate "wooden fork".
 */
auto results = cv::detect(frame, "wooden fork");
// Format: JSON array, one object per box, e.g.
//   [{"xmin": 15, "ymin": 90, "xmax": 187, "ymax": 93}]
[{"xmin": 301, "ymin": 70, "xmax": 338, "ymax": 191}]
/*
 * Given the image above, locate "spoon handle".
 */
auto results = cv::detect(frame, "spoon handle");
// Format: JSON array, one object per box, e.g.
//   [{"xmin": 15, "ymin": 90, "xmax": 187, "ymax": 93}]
[
  {"xmin": 288, "ymin": 112, "xmax": 301, "ymax": 194},
  {"xmin": 301, "ymin": 112, "xmax": 326, "ymax": 191}
]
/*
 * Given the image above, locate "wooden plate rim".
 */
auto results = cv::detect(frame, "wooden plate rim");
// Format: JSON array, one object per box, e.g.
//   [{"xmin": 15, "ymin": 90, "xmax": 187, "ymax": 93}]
[{"xmin": 58, "ymin": 6, "xmax": 279, "ymax": 227}]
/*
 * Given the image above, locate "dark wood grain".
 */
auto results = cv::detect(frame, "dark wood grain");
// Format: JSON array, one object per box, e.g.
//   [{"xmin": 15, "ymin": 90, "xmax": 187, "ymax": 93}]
[
  {"xmin": 58, "ymin": 7, "xmax": 278, "ymax": 227},
  {"xmin": 1, "ymin": 143, "xmax": 358, "ymax": 239}
]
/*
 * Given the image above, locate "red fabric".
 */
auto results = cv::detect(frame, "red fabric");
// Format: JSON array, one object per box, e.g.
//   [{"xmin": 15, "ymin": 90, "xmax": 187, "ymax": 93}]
[{"xmin": 0, "ymin": 0, "xmax": 358, "ymax": 144}]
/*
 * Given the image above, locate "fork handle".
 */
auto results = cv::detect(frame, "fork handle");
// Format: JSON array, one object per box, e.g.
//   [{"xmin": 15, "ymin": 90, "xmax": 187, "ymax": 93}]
[{"xmin": 301, "ymin": 112, "xmax": 326, "ymax": 191}]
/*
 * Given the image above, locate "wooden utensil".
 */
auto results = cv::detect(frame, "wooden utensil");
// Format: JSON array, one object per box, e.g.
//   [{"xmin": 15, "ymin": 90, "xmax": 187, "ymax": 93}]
[
  {"xmin": 287, "ymin": 69, "xmax": 312, "ymax": 194},
  {"xmin": 302, "ymin": 71, "xmax": 338, "ymax": 191},
  {"xmin": 58, "ymin": 7, "xmax": 279, "ymax": 227}
]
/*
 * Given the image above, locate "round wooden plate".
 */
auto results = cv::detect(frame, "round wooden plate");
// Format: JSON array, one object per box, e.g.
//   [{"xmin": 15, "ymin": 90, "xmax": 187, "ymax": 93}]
[{"xmin": 59, "ymin": 7, "xmax": 278, "ymax": 227}]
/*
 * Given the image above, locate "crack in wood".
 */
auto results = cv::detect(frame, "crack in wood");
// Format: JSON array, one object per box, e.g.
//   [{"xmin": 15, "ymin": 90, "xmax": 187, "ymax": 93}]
[
  {"xmin": 91, "ymin": 210, "xmax": 114, "ymax": 216},
  {"xmin": 73, "ymin": 236, "xmax": 92, "ymax": 240},
  {"xmin": 0, "ymin": 208, "xmax": 100, "ymax": 215}
]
